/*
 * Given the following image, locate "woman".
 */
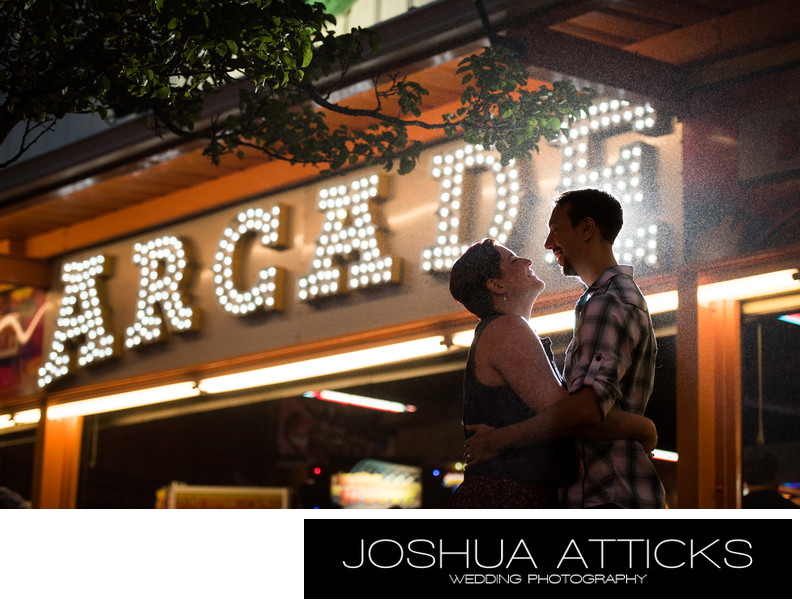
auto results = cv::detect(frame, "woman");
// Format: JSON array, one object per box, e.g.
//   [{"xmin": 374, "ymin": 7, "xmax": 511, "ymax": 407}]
[{"xmin": 447, "ymin": 239, "xmax": 656, "ymax": 508}]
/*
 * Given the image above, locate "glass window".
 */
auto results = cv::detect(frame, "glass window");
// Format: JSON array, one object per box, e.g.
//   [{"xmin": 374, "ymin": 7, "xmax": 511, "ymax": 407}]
[
  {"xmin": 0, "ymin": 428, "xmax": 36, "ymax": 507},
  {"xmin": 740, "ymin": 295, "xmax": 800, "ymax": 508}
]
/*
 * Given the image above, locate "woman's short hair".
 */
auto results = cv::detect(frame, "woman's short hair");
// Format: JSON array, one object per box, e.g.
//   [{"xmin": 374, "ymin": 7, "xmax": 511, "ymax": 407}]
[{"xmin": 449, "ymin": 239, "xmax": 503, "ymax": 319}]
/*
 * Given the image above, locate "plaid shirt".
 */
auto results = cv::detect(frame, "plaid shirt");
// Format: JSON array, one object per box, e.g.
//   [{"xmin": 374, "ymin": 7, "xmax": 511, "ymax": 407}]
[{"xmin": 562, "ymin": 265, "xmax": 666, "ymax": 508}]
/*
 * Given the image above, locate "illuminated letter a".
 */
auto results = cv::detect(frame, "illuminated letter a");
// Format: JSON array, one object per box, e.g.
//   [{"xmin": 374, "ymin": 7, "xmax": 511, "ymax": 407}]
[
  {"xmin": 38, "ymin": 255, "xmax": 119, "ymax": 387},
  {"xmin": 298, "ymin": 174, "xmax": 402, "ymax": 302}
]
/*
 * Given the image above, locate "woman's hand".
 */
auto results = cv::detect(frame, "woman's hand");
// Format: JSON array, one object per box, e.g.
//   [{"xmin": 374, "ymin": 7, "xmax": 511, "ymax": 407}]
[
  {"xmin": 576, "ymin": 407, "xmax": 658, "ymax": 458},
  {"xmin": 639, "ymin": 417, "xmax": 658, "ymax": 457},
  {"xmin": 464, "ymin": 424, "xmax": 499, "ymax": 467}
]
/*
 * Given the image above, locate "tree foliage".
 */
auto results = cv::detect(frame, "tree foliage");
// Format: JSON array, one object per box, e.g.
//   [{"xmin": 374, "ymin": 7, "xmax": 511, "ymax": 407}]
[{"xmin": 0, "ymin": 0, "xmax": 594, "ymax": 174}]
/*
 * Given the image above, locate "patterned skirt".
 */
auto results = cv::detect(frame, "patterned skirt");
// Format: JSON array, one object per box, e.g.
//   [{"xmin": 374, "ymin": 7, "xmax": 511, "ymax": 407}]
[{"xmin": 447, "ymin": 475, "xmax": 559, "ymax": 509}]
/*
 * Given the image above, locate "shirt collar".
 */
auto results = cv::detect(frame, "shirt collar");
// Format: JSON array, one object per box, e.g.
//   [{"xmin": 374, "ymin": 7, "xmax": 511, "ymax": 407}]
[{"xmin": 586, "ymin": 264, "xmax": 634, "ymax": 293}]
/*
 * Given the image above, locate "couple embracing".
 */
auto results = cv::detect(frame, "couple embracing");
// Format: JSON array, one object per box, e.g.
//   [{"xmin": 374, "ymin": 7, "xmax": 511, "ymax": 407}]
[{"xmin": 449, "ymin": 188, "xmax": 665, "ymax": 509}]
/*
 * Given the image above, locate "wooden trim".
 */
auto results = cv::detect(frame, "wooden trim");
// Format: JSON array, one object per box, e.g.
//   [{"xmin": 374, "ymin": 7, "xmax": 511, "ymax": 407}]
[
  {"xmin": 699, "ymin": 298, "xmax": 743, "ymax": 508},
  {"xmin": 0, "ymin": 254, "xmax": 52, "ymax": 288},
  {"xmin": 676, "ymin": 269, "xmax": 701, "ymax": 507},
  {"xmin": 32, "ymin": 412, "xmax": 83, "ymax": 509},
  {"xmin": 690, "ymin": 243, "xmax": 800, "ymax": 284},
  {"xmin": 677, "ymin": 269, "xmax": 750, "ymax": 508}
]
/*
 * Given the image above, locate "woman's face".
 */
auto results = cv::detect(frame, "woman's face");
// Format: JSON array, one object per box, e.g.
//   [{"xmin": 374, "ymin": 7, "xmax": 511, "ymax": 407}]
[{"xmin": 493, "ymin": 245, "xmax": 545, "ymax": 298}]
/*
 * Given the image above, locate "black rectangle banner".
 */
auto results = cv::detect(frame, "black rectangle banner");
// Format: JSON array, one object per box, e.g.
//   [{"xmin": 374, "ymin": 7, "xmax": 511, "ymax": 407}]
[{"xmin": 304, "ymin": 517, "xmax": 791, "ymax": 599}]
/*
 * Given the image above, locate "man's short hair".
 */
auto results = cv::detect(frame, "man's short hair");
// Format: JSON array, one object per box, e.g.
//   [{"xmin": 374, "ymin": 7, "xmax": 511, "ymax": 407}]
[
  {"xmin": 555, "ymin": 188, "xmax": 624, "ymax": 244},
  {"xmin": 449, "ymin": 239, "xmax": 503, "ymax": 319}
]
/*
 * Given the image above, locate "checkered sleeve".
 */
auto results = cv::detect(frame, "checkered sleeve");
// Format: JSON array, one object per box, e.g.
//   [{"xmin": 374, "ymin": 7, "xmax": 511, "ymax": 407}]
[{"xmin": 565, "ymin": 292, "xmax": 643, "ymax": 418}]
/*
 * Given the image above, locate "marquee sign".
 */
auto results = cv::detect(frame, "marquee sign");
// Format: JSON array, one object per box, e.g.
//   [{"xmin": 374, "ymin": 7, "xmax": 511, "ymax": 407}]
[{"xmin": 37, "ymin": 97, "xmax": 673, "ymax": 389}]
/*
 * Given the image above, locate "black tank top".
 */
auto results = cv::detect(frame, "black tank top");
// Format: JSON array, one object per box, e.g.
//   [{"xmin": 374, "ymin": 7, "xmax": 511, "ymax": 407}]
[{"xmin": 463, "ymin": 315, "xmax": 577, "ymax": 487}]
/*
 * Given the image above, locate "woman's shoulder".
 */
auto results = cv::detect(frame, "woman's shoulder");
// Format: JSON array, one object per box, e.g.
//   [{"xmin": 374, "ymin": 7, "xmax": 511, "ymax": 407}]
[
  {"xmin": 482, "ymin": 313, "xmax": 534, "ymax": 334},
  {"xmin": 479, "ymin": 314, "xmax": 538, "ymax": 349}
]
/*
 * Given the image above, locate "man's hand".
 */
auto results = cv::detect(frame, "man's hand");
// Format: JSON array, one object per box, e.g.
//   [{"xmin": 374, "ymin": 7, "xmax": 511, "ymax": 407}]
[{"xmin": 464, "ymin": 424, "xmax": 500, "ymax": 467}]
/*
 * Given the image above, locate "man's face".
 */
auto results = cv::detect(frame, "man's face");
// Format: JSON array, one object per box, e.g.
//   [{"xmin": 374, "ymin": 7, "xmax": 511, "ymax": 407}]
[{"xmin": 544, "ymin": 204, "xmax": 579, "ymax": 277}]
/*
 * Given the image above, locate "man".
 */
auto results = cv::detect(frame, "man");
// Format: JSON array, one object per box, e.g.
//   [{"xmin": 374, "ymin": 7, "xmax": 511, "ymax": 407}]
[{"xmin": 465, "ymin": 188, "xmax": 665, "ymax": 508}]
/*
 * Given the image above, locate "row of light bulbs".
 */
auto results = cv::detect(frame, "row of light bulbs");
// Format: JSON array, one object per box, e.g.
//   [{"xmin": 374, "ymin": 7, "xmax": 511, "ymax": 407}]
[
  {"xmin": 553, "ymin": 99, "xmax": 664, "ymax": 269},
  {"xmin": 39, "ymin": 255, "xmax": 118, "ymax": 388},
  {"xmin": 36, "ymin": 176, "xmax": 402, "ymax": 387},
  {"xmin": 125, "ymin": 236, "xmax": 199, "ymax": 349},
  {"xmin": 37, "ymin": 98, "xmax": 667, "ymax": 388}
]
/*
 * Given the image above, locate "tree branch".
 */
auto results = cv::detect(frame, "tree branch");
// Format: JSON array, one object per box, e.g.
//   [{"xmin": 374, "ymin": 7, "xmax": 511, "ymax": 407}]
[{"xmin": 300, "ymin": 80, "xmax": 458, "ymax": 130}]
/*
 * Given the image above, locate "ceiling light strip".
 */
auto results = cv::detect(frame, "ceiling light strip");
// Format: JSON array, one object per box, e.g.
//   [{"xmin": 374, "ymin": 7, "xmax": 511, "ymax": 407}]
[
  {"xmin": 3, "ymin": 409, "xmax": 42, "ymax": 426},
  {"xmin": 197, "ymin": 336, "xmax": 449, "ymax": 395},
  {"xmin": 697, "ymin": 269, "xmax": 799, "ymax": 304},
  {"xmin": 46, "ymin": 382, "xmax": 200, "ymax": 420}
]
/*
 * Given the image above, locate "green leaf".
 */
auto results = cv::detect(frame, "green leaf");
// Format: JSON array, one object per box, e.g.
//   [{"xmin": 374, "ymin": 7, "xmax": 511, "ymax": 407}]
[{"xmin": 302, "ymin": 44, "xmax": 313, "ymax": 68}]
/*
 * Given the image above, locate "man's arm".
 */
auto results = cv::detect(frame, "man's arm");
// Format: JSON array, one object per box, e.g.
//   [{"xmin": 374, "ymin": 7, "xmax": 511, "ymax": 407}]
[
  {"xmin": 465, "ymin": 388, "xmax": 658, "ymax": 465},
  {"xmin": 465, "ymin": 387, "xmax": 601, "ymax": 465}
]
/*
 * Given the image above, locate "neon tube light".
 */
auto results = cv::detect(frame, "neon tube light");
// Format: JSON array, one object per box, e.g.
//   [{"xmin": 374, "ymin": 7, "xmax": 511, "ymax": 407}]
[
  {"xmin": 304, "ymin": 390, "xmax": 416, "ymax": 413},
  {"xmin": 742, "ymin": 293, "xmax": 800, "ymax": 315},
  {"xmin": 652, "ymin": 449, "xmax": 678, "ymax": 462},
  {"xmin": 530, "ymin": 310, "xmax": 575, "ymax": 335}
]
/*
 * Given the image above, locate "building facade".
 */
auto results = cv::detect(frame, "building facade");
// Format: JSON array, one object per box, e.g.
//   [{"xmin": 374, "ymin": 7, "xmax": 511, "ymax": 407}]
[{"xmin": 1, "ymin": 0, "xmax": 798, "ymax": 508}]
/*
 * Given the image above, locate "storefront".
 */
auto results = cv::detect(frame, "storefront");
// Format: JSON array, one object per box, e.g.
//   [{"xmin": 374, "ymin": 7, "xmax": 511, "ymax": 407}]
[{"xmin": 1, "ymin": 0, "xmax": 798, "ymax": 509}]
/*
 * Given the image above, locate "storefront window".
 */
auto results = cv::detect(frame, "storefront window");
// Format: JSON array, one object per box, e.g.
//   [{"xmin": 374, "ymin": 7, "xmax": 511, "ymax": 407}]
[
  {"xmin": 0, "ymin": 428, "xmax": 35, "ymax": 507},
  {"xmin": 70, "ymin": 310, "xmax": 681, "ymax": 509},
  {"xmin": 75, "ymin": 363, "xmax": 466, "ymax": 508},
  {"xmin": 741, "ymin": 296, "xmax": 800, "ymax": 507}
]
